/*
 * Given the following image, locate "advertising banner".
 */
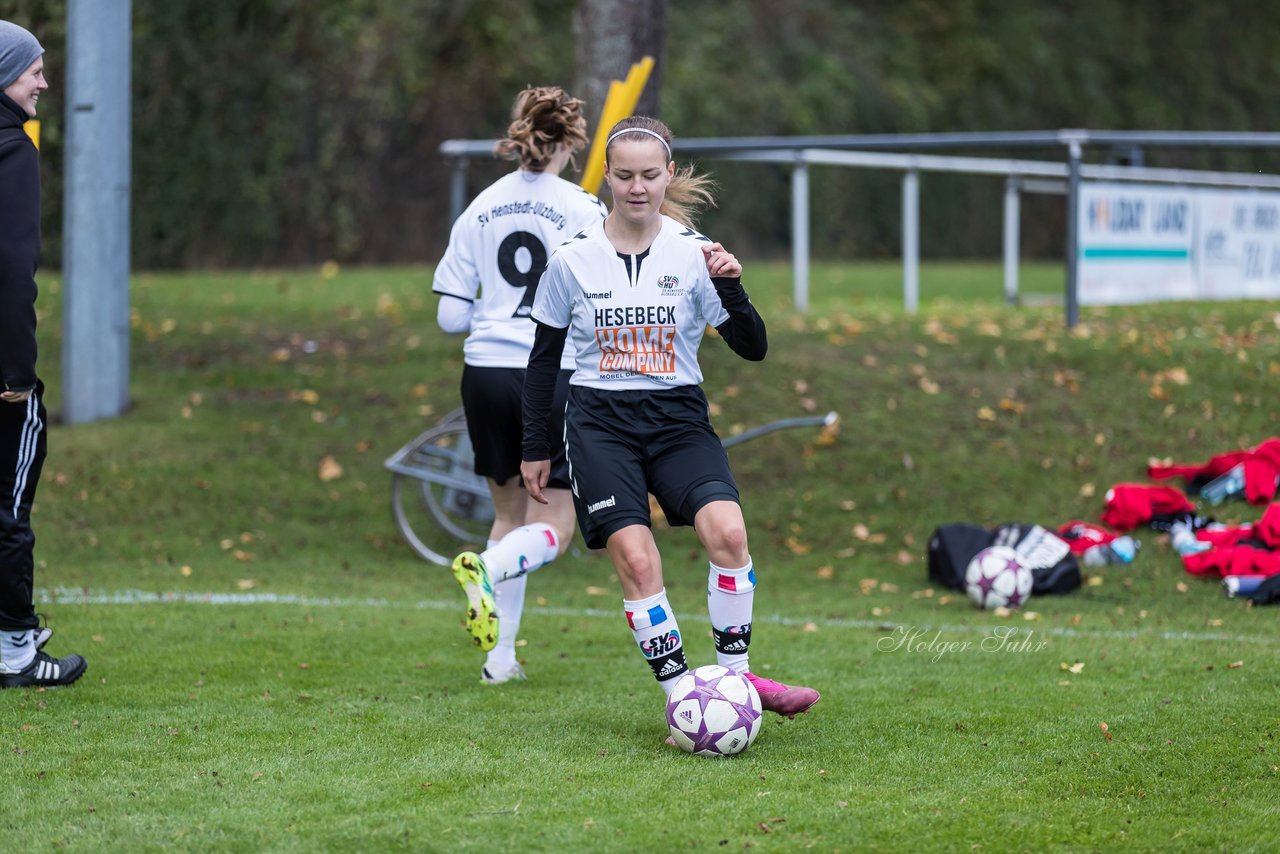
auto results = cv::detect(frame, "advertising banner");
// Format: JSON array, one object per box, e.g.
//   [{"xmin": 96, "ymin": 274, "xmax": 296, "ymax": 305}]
[{"xmin": 1078, "ymin": 182, "xmax": 1280, "ymax": 304}]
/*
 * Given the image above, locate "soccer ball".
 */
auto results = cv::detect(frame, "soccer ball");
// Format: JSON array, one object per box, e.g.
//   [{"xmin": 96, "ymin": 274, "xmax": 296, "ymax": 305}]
[
  {"xmin": 965, "ymin": 545, "xmax": 1033, "ymax": 610},
  {"xmin": 666, "ymin": 665, "xmax": 762, "ymax": 757}
]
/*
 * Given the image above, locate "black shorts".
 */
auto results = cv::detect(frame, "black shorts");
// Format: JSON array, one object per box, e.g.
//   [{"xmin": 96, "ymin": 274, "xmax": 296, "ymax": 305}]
[
  {"xmin": 460, "ymin": 364, "xmax": 572, "ymax": 489},
  {"xmin": 565, "ymin": 384, "xmax": 740, "ymax": 550}
]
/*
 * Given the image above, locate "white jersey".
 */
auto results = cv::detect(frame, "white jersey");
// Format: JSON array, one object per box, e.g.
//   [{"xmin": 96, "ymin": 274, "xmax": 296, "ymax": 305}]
[
  {"xmin": 433, "ymin": 169, "xmax": 606, "ymax": 369},
  {"xmin": 532, "ymin": 216, "xmax": 733, "ymax": 390}
]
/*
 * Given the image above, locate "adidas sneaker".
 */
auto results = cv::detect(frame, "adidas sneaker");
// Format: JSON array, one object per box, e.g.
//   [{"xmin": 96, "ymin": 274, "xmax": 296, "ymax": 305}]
[
  {"xmin": 0, "ymin": 651, "xmax": 88, "ymax": 689},
  {"xmin": 745, "ymin": 671, "xmax": 820, "ymax": 719},
  {"xmin": 451, "ymin": 551, "xmax": 498, "ymax": 651}
]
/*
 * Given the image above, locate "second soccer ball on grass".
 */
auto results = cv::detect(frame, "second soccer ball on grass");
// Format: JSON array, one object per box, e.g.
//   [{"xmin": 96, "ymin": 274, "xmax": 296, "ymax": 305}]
[{"xmin": 964, "ymin": 545, "xmax": 1033, "ymax": 610}]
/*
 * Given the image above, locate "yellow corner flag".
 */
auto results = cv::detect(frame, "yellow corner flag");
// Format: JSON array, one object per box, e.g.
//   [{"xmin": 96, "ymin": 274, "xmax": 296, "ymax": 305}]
[
  {"xmin": 24, "ymin": 119, "xmax": 39, "ymax": 149},
  {"xmin": 580, "ymin": 56, "xmax": 654, "ymax": 196}
]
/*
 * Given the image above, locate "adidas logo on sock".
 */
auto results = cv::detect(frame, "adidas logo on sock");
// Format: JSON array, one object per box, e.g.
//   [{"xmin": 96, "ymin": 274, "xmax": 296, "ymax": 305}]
[
  {"xmin": 720, "ymin": 639, "xmax": 748, "ymax": 653},
  {"xmin": 657, "ymin": 659, "xmax": 686, "ymax": 679}
]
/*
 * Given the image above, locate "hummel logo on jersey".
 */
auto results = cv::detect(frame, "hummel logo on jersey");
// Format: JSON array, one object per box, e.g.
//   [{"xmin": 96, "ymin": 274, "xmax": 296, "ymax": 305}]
[
  {"xmin": 584, "ymin": 291, "xmax": 612, "ymax": 299},
  {"xmin": 678, "ymin": 227, "xmax": 711, "ymax": 242},
  {"xmin": 587, "ymin": 495, "xmax": 616, "ymax": 514},
  {"xmin": 657, "ymin": 659, "xmax": 686, "ymax": 679}
]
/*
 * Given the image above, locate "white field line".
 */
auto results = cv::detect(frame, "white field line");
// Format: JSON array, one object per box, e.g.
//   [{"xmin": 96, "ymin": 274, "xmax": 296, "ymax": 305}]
[{"xmin": 36, "ymin": 586, "xmax": 1279, "ymax": 646}]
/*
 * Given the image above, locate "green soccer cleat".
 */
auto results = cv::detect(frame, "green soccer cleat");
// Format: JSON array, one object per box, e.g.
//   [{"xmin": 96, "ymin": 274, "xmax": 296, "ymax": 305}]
[{"xmin": 451, "ymin": 551, "xmax": 498, "ymax": 651}]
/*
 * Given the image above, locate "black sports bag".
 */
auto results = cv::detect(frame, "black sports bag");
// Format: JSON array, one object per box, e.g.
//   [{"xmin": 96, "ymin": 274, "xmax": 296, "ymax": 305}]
[{"xmin": 927, "ymin": 522, "xmax": 1082, "ymax": 596}]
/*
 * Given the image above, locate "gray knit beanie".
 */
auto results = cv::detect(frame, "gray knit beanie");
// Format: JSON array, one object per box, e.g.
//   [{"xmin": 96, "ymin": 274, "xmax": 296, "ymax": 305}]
[{"xmin": 0, "ymin": 21, "xmax": 44, "ymax": 90}]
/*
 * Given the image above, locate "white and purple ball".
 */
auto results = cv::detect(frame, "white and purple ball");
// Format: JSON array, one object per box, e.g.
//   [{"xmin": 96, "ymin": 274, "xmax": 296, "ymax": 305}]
[
  {"xmin": 666, "ymin": 664, "xmax": 762, "ymax": 757},
  {"xmin": 964, "ymin": 545, "xmax": 1033, "ymax": 610}
]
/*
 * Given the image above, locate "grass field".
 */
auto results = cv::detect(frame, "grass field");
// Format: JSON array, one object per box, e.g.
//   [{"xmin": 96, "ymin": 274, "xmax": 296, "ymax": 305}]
[{"xmin": 5, "ymin": 259, "xmax": 1279, "ymax": 852}]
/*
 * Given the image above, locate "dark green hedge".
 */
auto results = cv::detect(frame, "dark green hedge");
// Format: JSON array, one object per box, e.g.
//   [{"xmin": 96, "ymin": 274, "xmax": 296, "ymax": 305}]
[{"xmin": 9, "ymin": 0, "xmax": 1280, "ymax": 268}]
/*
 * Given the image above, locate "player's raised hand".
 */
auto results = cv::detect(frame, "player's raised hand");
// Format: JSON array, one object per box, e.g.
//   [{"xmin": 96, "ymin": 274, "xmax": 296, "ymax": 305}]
[
  {"xmin": 702, "ymin": 242, "xmax": 741, "ymax": 278},
  {"xmin": 521, "ymin": 459, "xmax": 551, "ymax": 504}
]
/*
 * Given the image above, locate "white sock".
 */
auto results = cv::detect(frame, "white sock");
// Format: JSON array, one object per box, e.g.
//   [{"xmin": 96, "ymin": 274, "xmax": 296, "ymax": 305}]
[
  {"xmin": 623, "ymin": 589, "xmax": 687, "ymax": 695},
  {"xmin": 486, "ymin": 537, "xmax": 526, "ymax": 674},
  {"xmin": 0, "ymin": 629, "xmax": 36, "ymax": 673},
  {"xmin": 706, "ymin": 559, "xmax": 756, "ymax": 674},
  {"xmin": 482, "ymin": 523, "xmax": 560, "ymax": 584}
]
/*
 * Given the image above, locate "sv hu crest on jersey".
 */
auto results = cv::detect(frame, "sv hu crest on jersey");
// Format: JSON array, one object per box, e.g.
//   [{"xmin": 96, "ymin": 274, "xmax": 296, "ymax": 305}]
[{"xmin": 656, "ymin": 274, "xmax": 681, "ymax": 294}]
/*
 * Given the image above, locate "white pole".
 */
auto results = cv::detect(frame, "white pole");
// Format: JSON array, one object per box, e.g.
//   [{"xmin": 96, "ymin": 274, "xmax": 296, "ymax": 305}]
[
  {"xmin": 791, "ymin": 154, "xmax": 810, "ymax": 313},
  {"xmin": 902, "ymin": 169, "xmax": 919, "ymax": 313},
  {"xmin": 1003, "ymin": 176, "xmax": 1021, "ymax": 304},
  {"xmin": 63, "ymin": 0, "xmax": 132, "ymax": 423}
]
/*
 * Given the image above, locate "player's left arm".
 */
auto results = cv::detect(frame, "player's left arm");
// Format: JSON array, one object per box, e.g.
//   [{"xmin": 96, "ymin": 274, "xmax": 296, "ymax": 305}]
[{"xmin": 701, "ymin": 243, "xmax": 767, "ymax": 362}]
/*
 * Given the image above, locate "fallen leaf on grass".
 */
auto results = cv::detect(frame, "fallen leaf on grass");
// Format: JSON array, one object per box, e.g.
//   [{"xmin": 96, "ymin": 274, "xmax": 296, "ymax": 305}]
[
  {"xmin": 1062, "ymin": 661, "xmax": 1085, "ymax": 674},
  {"xmin": 1100, "ymin": 722, "xmax": 1112, "ymax": 742},
  {"xmin": 584, "ymin": 586, "xmax": 609, "ymax": 596},
  {"xmin": 237, "ymin": 579, "xmax": 258, "ymax": 590},
  {"xmin": 1228, "ymin": 660, "xmax": 1244, "ymax": 669},
  {"xmin": 1156, "ymin": 367, "xmax": 1190, "ymax": 385},
  {"xmin": 318, "ymin": 455, "xmax": 343, "ymax": 482},
  {"xmin": 976, "ymin": 406, "xmax": 997, "ymax": 422}
]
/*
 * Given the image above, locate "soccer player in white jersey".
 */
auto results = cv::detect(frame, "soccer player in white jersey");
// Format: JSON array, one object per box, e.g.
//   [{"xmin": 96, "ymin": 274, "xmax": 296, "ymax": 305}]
[
  {"xmin": 520, "ymin": 116, "xmax": 821, "ymax": 720},
  {"xmin": 432, "ymin": 86, "xmax": 606, "ymax": 684}
]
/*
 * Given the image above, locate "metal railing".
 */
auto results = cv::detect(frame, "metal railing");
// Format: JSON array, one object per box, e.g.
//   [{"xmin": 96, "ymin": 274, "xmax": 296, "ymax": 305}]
[{"xmin": 440, "ymin": 131, "xmax": 1280, "ymax": 327}]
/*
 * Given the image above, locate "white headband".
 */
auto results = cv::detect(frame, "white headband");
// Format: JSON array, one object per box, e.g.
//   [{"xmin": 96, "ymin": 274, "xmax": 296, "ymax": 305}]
[{"xmin": 606, "ymin": 127, "xmax": 672, "ymax": 158}]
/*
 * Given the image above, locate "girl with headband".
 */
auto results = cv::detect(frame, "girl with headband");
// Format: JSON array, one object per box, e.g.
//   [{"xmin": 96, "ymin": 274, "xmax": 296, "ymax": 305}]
[{"xmin": 520, "ymin": 115, "xmax": 820, "ymax": 724}]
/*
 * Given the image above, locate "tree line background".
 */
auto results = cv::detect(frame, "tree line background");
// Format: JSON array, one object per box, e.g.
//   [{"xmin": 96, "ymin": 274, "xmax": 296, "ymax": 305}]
[{"xmin": 9, "ymin": 0, "xmax": 1280, "ymax": 270}]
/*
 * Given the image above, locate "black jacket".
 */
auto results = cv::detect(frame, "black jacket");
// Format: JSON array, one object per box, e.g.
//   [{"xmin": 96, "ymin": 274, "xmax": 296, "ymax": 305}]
[{"xmin": 0, "ymin": 92, "xmax": 40, "ymax": 393}]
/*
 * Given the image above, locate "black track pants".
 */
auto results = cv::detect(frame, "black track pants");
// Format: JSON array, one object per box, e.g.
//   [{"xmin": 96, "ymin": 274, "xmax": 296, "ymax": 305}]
[{"xmin": 0, "ymin": 380, "xmax": 45, "ymax": 631}]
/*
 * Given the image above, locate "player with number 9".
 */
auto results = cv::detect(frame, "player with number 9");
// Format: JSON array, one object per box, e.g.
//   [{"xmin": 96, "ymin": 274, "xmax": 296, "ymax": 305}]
[{"xmin": 431, "ymin": 86, "xmax": 607, "ymax": 683}]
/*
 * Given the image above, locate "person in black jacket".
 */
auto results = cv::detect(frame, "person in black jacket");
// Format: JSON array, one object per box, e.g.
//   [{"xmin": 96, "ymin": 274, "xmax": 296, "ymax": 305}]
[{"xmin": 0, "ymin": 19, "xmax": 86, "ymax": 688}]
